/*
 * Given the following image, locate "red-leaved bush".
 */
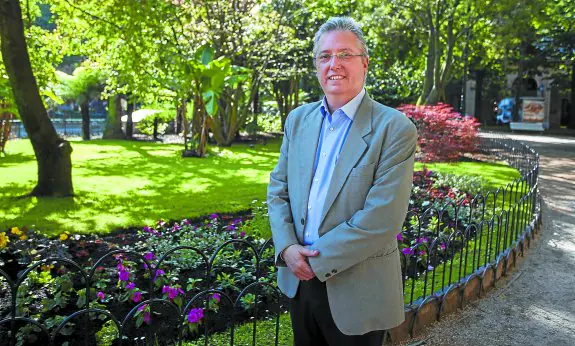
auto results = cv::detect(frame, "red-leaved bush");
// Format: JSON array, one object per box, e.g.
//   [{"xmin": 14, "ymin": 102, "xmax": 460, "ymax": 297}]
[{"xmin": 398, "ymin": 103, "xmax": 480, "ymax": 162}]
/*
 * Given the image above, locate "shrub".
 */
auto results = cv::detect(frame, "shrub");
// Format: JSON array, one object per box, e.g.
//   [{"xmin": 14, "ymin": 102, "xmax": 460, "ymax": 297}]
[{"xmin": 398, "ymin": 103, "xmax": 480, "ymax": 162}]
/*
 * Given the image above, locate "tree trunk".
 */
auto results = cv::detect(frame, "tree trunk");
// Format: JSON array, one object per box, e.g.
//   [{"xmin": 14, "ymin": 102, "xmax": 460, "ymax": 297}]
[
  {"xmin": 175, "ymin": 100, "xmax": 184, "ymax": 134},
  {"xmin": 81, "ymin": 98, "xmax": 90, "ymax": 140},
  {"xmin": 103, "ymin": 94, "xmax": 124, "ymax": 139},
  {"xmin": 0, "ymin": 0, "xmax": 73, "ymax": 196},
  {"xmin": 126, "ymin": 99, "xmax": 134, "ymax": 139},
  {"xmin": 568, "ymin": 62, "xmax": 575, "ymax": 130},
  {"xmin": 418, "ymin": 8, "xmax": 435, "ymax": 105}
]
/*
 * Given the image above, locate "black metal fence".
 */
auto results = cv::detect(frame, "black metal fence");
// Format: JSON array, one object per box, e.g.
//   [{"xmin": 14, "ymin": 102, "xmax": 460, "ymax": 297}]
[
  {"xmin": 0, "ymin": 133, "xmax": 540, "ymax": 345},
  {"xmin": 9, "ymin": 118, "xmax": 106, "ymax": 139},
  {"xmin": 399, "ymin": 133, "xmax": 540, "ymax": 336}
]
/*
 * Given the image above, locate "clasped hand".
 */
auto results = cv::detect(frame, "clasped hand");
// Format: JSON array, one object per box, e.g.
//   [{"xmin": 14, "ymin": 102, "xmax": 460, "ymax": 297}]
[{"xmin": 282, "ymin": 244, "xmax": 319, "ymax": 281}]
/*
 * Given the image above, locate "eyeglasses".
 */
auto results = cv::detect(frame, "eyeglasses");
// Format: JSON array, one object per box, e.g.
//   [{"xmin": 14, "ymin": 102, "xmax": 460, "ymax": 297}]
[{"xmin": 315, "ymin": 52, "xmax": 366, "ymax": 64}]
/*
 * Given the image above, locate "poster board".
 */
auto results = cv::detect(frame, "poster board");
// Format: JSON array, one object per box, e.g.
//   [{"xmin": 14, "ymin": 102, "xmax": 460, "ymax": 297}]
[{"xmin": 521, "ymin": 98, "xmax": 545, "ymax": 123}]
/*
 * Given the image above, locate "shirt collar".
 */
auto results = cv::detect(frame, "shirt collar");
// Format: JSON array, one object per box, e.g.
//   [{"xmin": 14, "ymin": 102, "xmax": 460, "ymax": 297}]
[{"xmin": 320, "ymin": 88, "xmax": 366, "ymax": 121}]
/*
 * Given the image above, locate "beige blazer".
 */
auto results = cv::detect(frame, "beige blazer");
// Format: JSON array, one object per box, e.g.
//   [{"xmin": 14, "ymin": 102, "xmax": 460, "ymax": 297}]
[{"xmin": 267, "ymin": 93, "xmax": 417, "ymax": 335}]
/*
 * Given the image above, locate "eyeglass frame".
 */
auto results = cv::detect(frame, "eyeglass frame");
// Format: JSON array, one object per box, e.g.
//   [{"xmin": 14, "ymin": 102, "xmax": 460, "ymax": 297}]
[{"xmin": 314, "ymin": 52, "xmax": 368, "ymax": 65}]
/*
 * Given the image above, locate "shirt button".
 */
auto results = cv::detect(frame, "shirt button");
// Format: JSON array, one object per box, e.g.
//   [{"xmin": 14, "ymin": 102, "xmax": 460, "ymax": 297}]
[
  {"xmin": 330, "ymin": 127, "xmax": 334, "ymax": 131},
  {"xmin": 321, "ymin": 152, "xmax": 326, "ymax": 157},
  {"xmin": 301, "ymin": 218, "xmax": 305, "ymax": 225}
]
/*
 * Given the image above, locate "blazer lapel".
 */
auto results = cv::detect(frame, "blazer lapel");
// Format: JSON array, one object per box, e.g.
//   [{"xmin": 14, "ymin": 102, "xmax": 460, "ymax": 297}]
[
  {"xmin": 298, "ymin": 105, "xmax": 324, "ymax": 225},
  {"xmin": 318, "ymin": 95, "xmax": 373, "ymax": 230}
]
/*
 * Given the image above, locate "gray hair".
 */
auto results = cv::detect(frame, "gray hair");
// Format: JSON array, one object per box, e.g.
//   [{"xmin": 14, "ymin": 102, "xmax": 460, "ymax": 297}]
[{"xmin": 312, "ymin": 17, "xmax": 369, "ymax": 58}]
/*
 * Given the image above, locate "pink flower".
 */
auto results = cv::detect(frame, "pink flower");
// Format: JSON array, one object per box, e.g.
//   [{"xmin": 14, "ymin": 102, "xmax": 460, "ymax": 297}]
[
  {"xmin": 187, "ymin": 308, "xmax": 204, "ymax": 324},
  {"xmin": 132, "ymin": 291, "xmax": 142, "ymax": 302},
  {"xmin": 97, "ymin": 291, "xmax": 105, "ymax": 301}
]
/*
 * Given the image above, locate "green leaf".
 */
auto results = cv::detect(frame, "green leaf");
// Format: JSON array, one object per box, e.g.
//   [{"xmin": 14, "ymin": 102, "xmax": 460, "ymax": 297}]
[
  {"xmin": 202, "ymin": 90, "xmax": 218, "ymax": 116},
  {"xmin": 200, "ymin": 47, "xmax": 215, "ymax": 66}
]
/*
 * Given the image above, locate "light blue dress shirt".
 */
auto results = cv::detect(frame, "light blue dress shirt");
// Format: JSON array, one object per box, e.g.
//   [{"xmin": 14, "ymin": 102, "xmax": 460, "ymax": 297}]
[{"xmin": 303, "ymin": 88, "xmax": 366, "ymax": 245}]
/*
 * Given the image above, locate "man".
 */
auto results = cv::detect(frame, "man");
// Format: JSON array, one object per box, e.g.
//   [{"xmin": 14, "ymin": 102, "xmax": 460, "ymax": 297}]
[{"xmin": 267, "ymin": 17, "xmax": 417, "ymax": 345}]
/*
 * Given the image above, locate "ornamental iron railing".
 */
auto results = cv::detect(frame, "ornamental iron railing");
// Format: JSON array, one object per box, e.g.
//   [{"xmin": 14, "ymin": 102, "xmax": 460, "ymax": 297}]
[{"xmin": 0, "ymin": 133, "xmax": 540, "ymax": 345}]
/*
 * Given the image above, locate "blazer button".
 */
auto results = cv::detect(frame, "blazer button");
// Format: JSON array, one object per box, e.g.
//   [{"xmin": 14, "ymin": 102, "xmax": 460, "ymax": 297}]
[
  {"xmin": 325, "ymin": 273, "xmax": 331, "ymax": 278},
  {"xmin": 301, "ymin": 218, "xmax": 305, "ymax": 225},
  {"xmin": 331, "ymin": 269, "xmax": 337, "ymax": 274}
]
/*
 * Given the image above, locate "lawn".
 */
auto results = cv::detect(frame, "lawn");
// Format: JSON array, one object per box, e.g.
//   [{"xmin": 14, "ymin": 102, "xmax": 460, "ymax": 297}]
[
  {"xmin": 0, "ymin": 138, "xmax": 520, "ymax": 238},
  {"xmin": 0, "ymin": 139, "xmax": 280, "ymax": 236}
]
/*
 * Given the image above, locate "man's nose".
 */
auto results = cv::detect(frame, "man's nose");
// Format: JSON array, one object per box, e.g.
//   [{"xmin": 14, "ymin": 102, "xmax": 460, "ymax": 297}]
[{"xmin": 328, "ymin": 56, "xmax": 342, "ymax": 69}]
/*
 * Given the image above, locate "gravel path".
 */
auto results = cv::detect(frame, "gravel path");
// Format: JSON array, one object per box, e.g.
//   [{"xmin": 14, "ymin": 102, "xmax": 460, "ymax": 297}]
[{"xmin": 404, "ymin": 133, "xmax": 575, "ymax": 346}]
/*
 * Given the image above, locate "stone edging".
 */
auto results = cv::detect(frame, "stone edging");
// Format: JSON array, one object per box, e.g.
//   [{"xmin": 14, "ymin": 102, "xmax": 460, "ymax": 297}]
[{"xmin": 387, "ymin": 208, "xmax": 542, "ymax": 345}]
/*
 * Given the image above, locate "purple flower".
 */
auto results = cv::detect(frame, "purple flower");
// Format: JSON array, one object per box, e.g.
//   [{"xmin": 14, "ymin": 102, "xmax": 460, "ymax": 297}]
[
  {"xmin": 209, "ymin": 213, "xmax": 218, "ymax": 220},
  {"xmin": 97, "ymin": 291, "xmax": 105, "ymax": 301},
  {"xmin": 143, "ymin": 312, "xmax": 151, "ymax": 324},
  {"xmin": 418, "ymin": 250, "xmax": 426, "ymax": 256},
  {"xmin": 132, "ymin": 291, "xmax": 142, "ymax": 302},
  {"xmin": 401, "ymin": 248, "xmax": 415, "ymax": 256},
  {"xmin": 187, "ymin": 308, "xmax": 204, "ymax": 324},
  {"xmin": 183, "ymin": 219, "xmax": 191, "ymax": 225},
  {"xmin": 126, "ymin": 282, "xmax": 136, "ymax": 290},
  {"xmin": 427, "ymin": 265, "xmax": 435, "ymax": 271},
  {"xmin": 226, "ymin": 225, "xmax": 236, "ymax": 231},
  {"xmin": 416, "ymin": 237, "xmax": 429, "ymax": 244},
  {"xmin": 162, "ymin": 285, "xmax": 184, "ymax": 300},
  {"xmin": 137, "ymin": 304, "xmax": 146, "ymax": 312},
  {"xmin": 144, "ymin": 252, "xmax": 155, "ymax": 261},
  {"xmin": 168, "ymin": 286, "xmax": 184, "ymax": 300},
  {"xmin": 171, "ymin": 224, "xmax": 181, "ymax": 232},
  {"xmin": 425, "ymin": 169, "xmax": 433, "ymax": 177},
  {"xmin": 154, "ymin": 269, "xmax": 165, "ymax": 282},
  {"xmin": 396, "ymin": 233, "xmax": 403, "ymax": 241},
  {"xmin": 143, "ymin": 226, "xmax": 153, "ymax": 233},
  {"xmin": 440, "ymin": 243, "xmax": 447, "ymax": 251},
  {"xmin": 239, "ymin": 231, "xmax": 246, "ymax": 238},
  {"xmin": 119, "ymin": 270, "xmax": 129, "ymax": 281},
  {"xmin": 211, "ymin": 293, "xmax": 221, "ymax": 302}
]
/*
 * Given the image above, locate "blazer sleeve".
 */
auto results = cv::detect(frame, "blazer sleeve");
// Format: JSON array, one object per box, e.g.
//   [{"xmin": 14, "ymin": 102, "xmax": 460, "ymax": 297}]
[
  {"xmin": 308, "ymin": 120, "xmax": 417, "ymax": 281},
  {"xmin": 267, "ymin": 114, "xmax": 300, "ymax": 266}
]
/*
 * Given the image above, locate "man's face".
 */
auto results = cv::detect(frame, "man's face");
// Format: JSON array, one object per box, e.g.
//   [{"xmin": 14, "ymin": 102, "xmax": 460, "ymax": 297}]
[{"xmin": 315, "ymin": 30, "xmax": 368, "ymax": 103}]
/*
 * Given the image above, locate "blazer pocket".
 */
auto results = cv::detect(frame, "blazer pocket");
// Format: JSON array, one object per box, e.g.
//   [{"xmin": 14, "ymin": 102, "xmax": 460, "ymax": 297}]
[{"xmin": 350, "ymin": 162, "xmax": 376, "ymax": 178}]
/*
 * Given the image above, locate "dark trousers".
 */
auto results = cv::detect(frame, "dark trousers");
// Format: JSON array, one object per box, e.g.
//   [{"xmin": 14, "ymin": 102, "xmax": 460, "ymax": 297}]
[{"xmin": 289, "ymin": 277, "xmax": 385, "ymax": 346}]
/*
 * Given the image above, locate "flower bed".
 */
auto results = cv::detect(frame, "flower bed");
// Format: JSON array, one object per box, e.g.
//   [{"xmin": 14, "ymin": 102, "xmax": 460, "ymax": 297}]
[{"xmin": 0, "ymin": 168, "xmax": 500, "ymax": 344}]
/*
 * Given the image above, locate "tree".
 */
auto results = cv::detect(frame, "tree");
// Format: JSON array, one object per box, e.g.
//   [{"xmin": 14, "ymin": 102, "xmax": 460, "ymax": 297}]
[
  {"xmin": 539, "ymin": 0, "xmax": 575, "ymax": 129},
  {"xmin": 56, "ymin": 64, "xmax": 105, "ymax": 140},
  {"xmin": 0, "ymin": 0, "xmax": 73, "ymax": 196}
]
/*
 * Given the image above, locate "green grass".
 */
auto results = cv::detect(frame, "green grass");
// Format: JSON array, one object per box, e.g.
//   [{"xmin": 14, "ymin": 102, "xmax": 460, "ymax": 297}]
[
  {"xmin": 414, "ymin": 161, "xmax": 521, "ymax": 190},
  {"xmin": 0, "ymin": 139, "xmax": 521, "ymax": 239},
  {"xmin": 183, "ymin": 313, "xmax": 293, "ymax": 346},
  {"xmin": 0, "ymin": 139, "xmax": 280, "ymax": 236},
  {"xmin": 407, "ymin": 161, "xmax": 527, "ymax": 305}
]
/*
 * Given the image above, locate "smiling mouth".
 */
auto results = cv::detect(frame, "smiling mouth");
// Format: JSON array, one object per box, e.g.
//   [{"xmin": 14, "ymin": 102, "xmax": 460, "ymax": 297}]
[{"xmin": 328, "ymin": 75, "xmax": 345, "ymax": 80}]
